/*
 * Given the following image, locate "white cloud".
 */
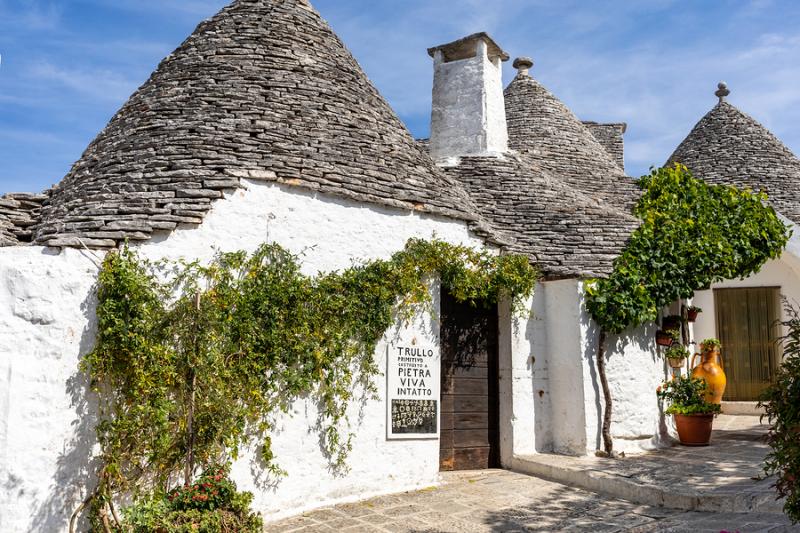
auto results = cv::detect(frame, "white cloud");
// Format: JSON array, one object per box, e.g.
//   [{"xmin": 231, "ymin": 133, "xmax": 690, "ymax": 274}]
[
  {"xmin": 314, "ymin": 0, "xmax": 800, "ymax": 177},
  {"xmin": 0, "ymin": 0, "xmax": 62, "ymax": 30},
  {"xmin": 26, "ymin": 61, "xmax": 139, "ymax": 102}
]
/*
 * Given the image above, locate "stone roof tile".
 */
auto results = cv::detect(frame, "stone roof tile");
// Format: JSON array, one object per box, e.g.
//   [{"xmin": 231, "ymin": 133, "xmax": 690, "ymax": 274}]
[
  {"xmin": 27, "ymin": 0, "xmax": 502, "ymax": 249},
  {"xmin": 667, "ymin": 99, "xmax": 800, "ymax": 225},
  {"xmin": 0, "ymin": 192, "xmax": 49, "ymax": 246},
  {"xmin": 504, "ymin": 71, "xmax": 640, "ymax": 211},
  {"xmin": 443, "ymin": 153, "xmax": 639, "ymax": 278}
]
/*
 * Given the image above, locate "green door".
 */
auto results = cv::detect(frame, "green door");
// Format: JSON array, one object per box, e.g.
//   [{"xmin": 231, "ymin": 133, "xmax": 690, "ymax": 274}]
[{"xmin": 714, "ymin": 287, "xmax": 782, "ymax": 401}]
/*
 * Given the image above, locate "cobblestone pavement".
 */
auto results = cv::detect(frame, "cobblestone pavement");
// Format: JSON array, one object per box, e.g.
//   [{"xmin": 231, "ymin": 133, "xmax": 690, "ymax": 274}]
[{"xmin": 267, "ymin": 469, "xmax": 798, "ymax": 533}]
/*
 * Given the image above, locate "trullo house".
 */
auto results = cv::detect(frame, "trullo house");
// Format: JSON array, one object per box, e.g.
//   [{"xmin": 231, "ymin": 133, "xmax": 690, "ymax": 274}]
[{"xmin": 0, "ymin": 0, "xmax": 797, "ymax": 530}]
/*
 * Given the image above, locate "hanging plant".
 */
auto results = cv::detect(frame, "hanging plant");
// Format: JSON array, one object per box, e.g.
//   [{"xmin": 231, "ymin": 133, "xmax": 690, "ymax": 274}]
[
  {"xmin": 687, "ymin": 306, "xmax": 702, "ymax": 322},
  {"xmin": 656, "ymin": 328, "xmax": 680, "ymax": 347},
  {"xmin": 586, "ymin": 164, "xmax": 790, "ymax": 456}
]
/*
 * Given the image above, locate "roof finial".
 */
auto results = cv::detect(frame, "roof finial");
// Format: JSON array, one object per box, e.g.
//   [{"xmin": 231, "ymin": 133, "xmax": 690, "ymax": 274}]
[
  {"xmin": 715, "ymin": 81, "xmax": 730, "ymax": 103},
  {"xmin": 513, "ymin": 57, "xmax": 533, "ymax": 77}
]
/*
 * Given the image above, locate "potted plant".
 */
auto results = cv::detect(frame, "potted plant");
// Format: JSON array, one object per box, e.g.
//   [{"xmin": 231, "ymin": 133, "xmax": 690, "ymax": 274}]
[
  {"xmin": 657, "ymin": 375, "xmax": 721, "ymax": 446},
  {"xmin": 687, "ymin": 306, "xmax": 702, "ymax": 322},
  {"xmin": 662, "ymin": 315, "xmax": 682, "ymax": 331},
  {"xmin": 664, "ymin": 343, "xmax": 690, "ymax": 369},
  {"xmin": 655, "ymin": 328, "xmax": 680, "ymax": 347},
  {"xmin": 700, "ymin": 337, "xmax": 721, "ymax": 353}
]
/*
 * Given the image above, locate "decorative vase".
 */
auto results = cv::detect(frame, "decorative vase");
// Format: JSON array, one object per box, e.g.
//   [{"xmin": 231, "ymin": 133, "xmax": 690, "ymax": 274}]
[
  {"xmin": 687, "ymin": 309, "xmax": 700, "ymax": 322},
  {"xmin": 656, "ymin": 330, "xmax": 674, "ymax": 347},
  {"xmin": 674, "ymin": 413, "xmax": 714, "ymax": 446},
  {"xmin": 667, "ymin": 357, "xmax": 685, "ymax": 369},
  {"xmin": 690, "ymin": 348, "xmax": 727, "ymax": 404}
]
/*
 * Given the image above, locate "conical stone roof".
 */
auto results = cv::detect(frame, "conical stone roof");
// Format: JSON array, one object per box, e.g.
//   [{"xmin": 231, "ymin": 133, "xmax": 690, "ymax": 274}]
[
  {"xmin": 444, "ymin": 153, "xmax": 639, "ymax": 278},
  {"xmin": 32, "ymin": 0, "xmax": 497, "ymax": 248},
  {"xmin": 504, "ymin": 70, "xmax": 640, "ymax": 211},
  {"xmin": 667, "ymin": 99, "xmax": 800, "ymax": 225}
]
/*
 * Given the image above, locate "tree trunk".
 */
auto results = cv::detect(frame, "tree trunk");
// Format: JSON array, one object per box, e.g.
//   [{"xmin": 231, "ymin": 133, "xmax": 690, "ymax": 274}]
[
  {"xmin": 185, "ymin": 291, "xmax": 201, "ymax": 485},
  {"xmin": 597, "ymin": 329, "xmax": 614, "ymax": 455}
]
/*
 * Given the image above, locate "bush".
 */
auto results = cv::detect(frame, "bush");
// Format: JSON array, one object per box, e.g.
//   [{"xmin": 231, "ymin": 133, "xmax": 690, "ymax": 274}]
[
  {"xmin": 121, "ymin": 465, "xmax": 263, "ymax": 533},
  {"xmin": 657, "ymin": 375, "xmax": 721, "ymax": 416},
  {"xmin": 761, "ymin": 304, "xmax": 800, "ymax": 522}
]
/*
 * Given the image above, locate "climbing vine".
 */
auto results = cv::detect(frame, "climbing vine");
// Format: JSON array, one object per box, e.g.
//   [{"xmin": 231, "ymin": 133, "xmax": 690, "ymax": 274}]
[
  {"xmin": 585, "ymin": 164, "xmax": 790, "ymax": 454},
  {"xmin": 81, "ymin": 238, "xmax": 538, "ymax": 529}
]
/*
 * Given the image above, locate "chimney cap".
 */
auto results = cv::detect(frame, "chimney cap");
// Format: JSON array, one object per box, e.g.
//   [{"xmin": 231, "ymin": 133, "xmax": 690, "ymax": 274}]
[{"xmin": 427, "ymin": 32, "xmax": 510, "ymax": 63}]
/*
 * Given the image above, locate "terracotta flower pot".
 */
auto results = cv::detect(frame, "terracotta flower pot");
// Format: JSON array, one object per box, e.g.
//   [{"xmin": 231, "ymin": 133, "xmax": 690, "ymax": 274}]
[
  {"xmin": 674, "ymin": 413, "xmax": 714, "ymax": 446},
  {"xmin": 656, "ymin": 330, "xmax": 674, "ymax": 347},
  {"xmin": 687, "ymin": 309, "xmax": 700, "ymax": 322}
]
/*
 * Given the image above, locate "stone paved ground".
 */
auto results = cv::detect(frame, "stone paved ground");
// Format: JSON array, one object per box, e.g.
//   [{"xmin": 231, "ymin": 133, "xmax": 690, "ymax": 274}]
[
  {"xmin": 268, "ymin": 416, "xmax": 799, "ymax": 532},
  {"xmin": 513, "ymin": 415, "xmax": 780, "ymax": 514},
  {"xmin": 267, "ymin": 470, "xmax": 797, "ymax": 533}
]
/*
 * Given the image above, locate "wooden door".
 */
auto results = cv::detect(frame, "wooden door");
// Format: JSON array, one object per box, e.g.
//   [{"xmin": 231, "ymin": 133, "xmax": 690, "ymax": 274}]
[
  {"xmin": 439, "ymin": 291, "xmax": 499, "ymax": 471},
  {"xmin": 714, "ymin": 287, "xmax": 782, "ymax": 401}
]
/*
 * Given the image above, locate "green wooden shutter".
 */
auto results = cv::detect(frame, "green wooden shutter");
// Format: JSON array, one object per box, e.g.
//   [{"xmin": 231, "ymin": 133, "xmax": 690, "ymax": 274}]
[{"xmin": 714, "ymin": 287, "xmax": 782, "ymax": 401}]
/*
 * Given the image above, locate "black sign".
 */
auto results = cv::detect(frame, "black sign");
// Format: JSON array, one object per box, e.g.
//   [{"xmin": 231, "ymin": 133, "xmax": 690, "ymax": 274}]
[{"xmin": 391, "ymin": 399, "xmax": 437, "ymax": 434}]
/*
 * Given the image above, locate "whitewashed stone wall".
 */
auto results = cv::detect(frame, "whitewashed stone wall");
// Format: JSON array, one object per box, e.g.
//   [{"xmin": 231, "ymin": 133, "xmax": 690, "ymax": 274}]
[
  {"xmin": 694, "ymin": 219, "xmax": 800, "ymax": 345},
  {"xmin": 429, "ymin": 40, "xmax": 508, "ymax": 161},
  {"xmin": 503, "ymin": 279, "xmax": 669, "ymax": 458},
  {"xmin": 0, "ymin": 247, "xmax": 101, "ymax": 533},
  {"xmin": 0, "ymin": 181, "xmax": 489, "ymax": 531}
]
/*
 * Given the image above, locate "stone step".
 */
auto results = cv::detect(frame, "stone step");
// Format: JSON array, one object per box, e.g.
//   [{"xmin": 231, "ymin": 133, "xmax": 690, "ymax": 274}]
[
  {"xmin": 510, "ymin": 453, "xmax": 784, "ymax": 515},
  {"xmin": 722, "ymin": 401, "xmax": 766, "ymax": 416}
]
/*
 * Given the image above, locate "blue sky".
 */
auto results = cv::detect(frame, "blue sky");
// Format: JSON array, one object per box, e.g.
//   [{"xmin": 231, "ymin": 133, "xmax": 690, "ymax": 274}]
[{"xmin": 1, "ymin": 0, "xmax": 799, "ymax": 194}]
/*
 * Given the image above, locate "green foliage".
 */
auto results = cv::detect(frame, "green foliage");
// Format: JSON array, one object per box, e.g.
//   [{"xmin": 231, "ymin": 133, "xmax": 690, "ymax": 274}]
[
  {"xmin": 664, "ymin": 344, "xmax": 690, "ymax": 360},
  {"xmin": 121, "ymin": 466, "xmax": 262, "ymax": 532},
  {"xmin": 586, "ymin": 164, "xmax": 789, "ymax": 334},
  {"xmin": 664, "ymin": 329, "xmax": 681, "ymax": 342},
  {"xmin": 700, "ymin": 338, "xmax": 721, "ymax": 351},
  {"xmin": 760, "ymin": 303, "xmax": 800, "ymax": 522},
  {"xmin": 84, "ymin": 238, "xmax": 538, "ymax": 524},
  {"xmin": 657, "ymin": 375, "xmax": 721, "ymax": 415}
]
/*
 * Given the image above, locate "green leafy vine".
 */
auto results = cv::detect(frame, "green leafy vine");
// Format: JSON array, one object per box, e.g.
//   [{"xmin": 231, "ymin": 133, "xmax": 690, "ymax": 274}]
[{"xmin": 81, "ymin": 238, "xmax": 538, "ymax": 529}]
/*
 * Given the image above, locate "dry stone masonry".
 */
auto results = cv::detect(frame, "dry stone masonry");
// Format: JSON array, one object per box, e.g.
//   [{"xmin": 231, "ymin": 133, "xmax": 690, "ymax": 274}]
[
  {"xmin": 668, "ymin": 84, "xmax": 800, "ymax": 225},
  {"xmin": 504, "ymin": 62, "xmax": 641, "ymax": 212},
  {"xmin": 582, "ymin": 121, "xmax": 627, "ymax": 171},
  {"xmin": 443, "ymin": 153, "xmax": 639, "ymax": 278},
  {"xmin": 26, "ymin": 0, "xmax": 505, "ymax": 250},
  {"xmin": 4, "ymin": 5, "xmax": 798, "ymax": 285},
  {"xmin": 0, "ymin": 192, "xmax": 49, "ymax": 245}
]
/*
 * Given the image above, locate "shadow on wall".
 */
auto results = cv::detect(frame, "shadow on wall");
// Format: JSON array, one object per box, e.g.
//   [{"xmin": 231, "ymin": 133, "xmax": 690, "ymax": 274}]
[
  {"xmin": 247, "ymin": 286, "xmax": 441, "ymax": 491},
  {"xmin": 580, "ymin": 305, "xmax": 669, "ymax": 452},
  {"xmin": 30, "ymin": 285, "xmax": 101, "ymax": 533}
]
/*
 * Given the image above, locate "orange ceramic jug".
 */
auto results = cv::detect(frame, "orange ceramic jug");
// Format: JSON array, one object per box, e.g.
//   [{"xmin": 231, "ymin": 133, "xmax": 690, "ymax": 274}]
[{"xmin": 690, "ymin": 347, "xmax": 726, "ymax": 404}]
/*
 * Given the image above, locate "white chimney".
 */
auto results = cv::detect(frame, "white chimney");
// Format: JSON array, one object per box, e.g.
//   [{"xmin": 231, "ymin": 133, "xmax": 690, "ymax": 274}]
[{"xmin": 428, "ymin": 33, "xmax": 510, "ymax": 161}]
